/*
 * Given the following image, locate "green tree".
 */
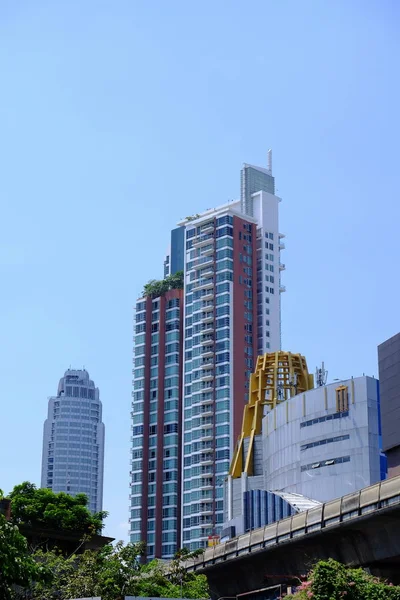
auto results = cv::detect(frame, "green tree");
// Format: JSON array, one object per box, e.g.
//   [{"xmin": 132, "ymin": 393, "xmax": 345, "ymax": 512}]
[
  {"xmin": 0, "ymin": 514, "xmax": 46, "ymax": 600},
  {"xmin": 166, "ymin": 547, "xmax": 208, "ymax": 598},
  {"xmin": 292, "ymin": 559, "xmax": 400, "ymax": 599},
  {"xmin": 142, "ymin": 270, "xmax": 184, "ymax": 298},
  {"xmin": 28, "ymin": 542, "xmax": 145, "ymax": 600},
  {"xmin": 28, "ymin": 548, "xmax": 76, "ymax": 600},
  {"xmin": 29, "ymin": 541, "xmax": 208, "ymax": 600},
  {"xmin": 9, "ymin": 482, "xmax": 107, "ymax": 535}
]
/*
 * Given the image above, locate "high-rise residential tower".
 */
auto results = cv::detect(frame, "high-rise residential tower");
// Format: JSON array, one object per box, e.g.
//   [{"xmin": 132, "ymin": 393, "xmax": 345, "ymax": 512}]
[
  {"xmin": 131, "ymin": 285, "xmax": 184, "ymax": 559},
  {"xmin": 130, "ymin": 154, "xmax": 284, "ymax": 554},
  {"xmin": 41, "ymin": 369, "xmax": 105, "ymax": 513},
  {"xmin": 180, "ymin": 156, "xmax": 283, "ymax": 549},
  {"xmin": 130, "ymin": 227, "xmax": 185, "ymax": 559}
]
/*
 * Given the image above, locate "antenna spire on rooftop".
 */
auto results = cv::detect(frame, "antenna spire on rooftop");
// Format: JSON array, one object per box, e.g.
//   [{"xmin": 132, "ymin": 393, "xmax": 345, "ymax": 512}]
[{"xmin": 267, "ymin": 149, "xmax": 272, "ymax": 173}]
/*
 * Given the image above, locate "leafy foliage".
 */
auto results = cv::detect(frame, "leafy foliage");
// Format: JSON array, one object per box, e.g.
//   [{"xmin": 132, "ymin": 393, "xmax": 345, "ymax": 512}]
[
  {"xmin": 142, "ymin": 270, "xmax": 184, "ymax": 298},
  {"xmin": 4, "ymin": 482, "xmax": 207, "ymax": 599},
  {"xmin": 0, "ymin": 514, "xmax": 46, "ymax": 600},
  {"xmin": 8, "ymin": 482, "xmax": 107, "ymax": 535},
  {"xmin": 291, "ymin": 559, "xmax": 400, "ymax": 600},
  {"xmin": 27, "ymin": 542, "xmax": 208, "ymax": 600}
]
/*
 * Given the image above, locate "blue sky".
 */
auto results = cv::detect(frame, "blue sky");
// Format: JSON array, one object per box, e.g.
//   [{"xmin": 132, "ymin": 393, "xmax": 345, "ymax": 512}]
[{"xmin": 0, "ymin": 0, "xmax": 399, "ymax": 540}]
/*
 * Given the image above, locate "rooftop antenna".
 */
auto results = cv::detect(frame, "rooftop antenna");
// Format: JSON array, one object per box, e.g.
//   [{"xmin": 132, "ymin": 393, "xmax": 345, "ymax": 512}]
[
  {"xmin": 267, "ymin": 149, "xmax": 272, "ymax": 173},
  {"xmin": 315, "ymin": 362, "xmax": 328, "ymax": 387}
]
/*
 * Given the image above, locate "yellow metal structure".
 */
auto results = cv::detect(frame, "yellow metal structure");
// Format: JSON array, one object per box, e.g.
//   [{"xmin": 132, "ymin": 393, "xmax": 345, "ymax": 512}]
[{"xmin": 229, "ymin": 351, "xmax": 314, "ymax": 478}]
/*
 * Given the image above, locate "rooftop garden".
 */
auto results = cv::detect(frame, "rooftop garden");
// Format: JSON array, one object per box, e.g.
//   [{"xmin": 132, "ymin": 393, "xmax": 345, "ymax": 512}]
[
  {"xmin": 142, "ymin": 270, "xmax": 184, "ymax": 298},
  {"xmin": 185, "ymin": 213, "xmax": 201, "ymax": 221}
]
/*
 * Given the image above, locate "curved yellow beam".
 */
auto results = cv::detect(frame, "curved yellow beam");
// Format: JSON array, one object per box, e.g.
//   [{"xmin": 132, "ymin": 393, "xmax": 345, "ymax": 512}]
[{"xmin": 229, "ymin": 351, "xmax": 314, "ymax": 478}]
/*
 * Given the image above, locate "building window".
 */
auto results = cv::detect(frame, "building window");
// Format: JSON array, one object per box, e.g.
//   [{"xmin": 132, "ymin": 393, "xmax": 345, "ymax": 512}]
[
  {"xmin": 336, "ymin": 386, "xmax": 349, "ymax": 412},
  {"xmin": 300, "ymin": 410, "xmax": 349, "ymax": 428},
  {"xmin": 301, "ymin": 455, "xmax": 350, "ymax": 472}
]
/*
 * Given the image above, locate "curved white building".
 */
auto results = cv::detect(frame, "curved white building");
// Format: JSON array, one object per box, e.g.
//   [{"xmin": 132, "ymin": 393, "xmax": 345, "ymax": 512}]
[
  {"xmin": 262, "ymin": 376, "xmax": 384, "ymax": 500},
  {"xmin": 224, "ymin": 374, "xmax": 386, "ymax": 539},
  {"xmin": 41, "ymin": 369, "xmax": 105, "ymax": 513}
]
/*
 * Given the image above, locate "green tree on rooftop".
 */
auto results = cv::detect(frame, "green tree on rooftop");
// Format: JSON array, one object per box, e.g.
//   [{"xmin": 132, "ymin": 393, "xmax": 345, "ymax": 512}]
[{"xmin": 142, "ymin": 270, "xmax": 184, "ymax": 298}]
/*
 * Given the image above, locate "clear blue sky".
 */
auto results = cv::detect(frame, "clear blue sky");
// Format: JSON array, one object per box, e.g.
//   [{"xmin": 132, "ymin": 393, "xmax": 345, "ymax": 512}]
[{"xmin": 0, "ymin": 0, "xmax": 399, "ymax": 540}]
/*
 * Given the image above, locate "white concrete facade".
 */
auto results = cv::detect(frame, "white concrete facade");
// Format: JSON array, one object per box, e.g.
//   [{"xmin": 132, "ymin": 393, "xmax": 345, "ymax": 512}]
[
  {"xmin": 223, "ymin": 376, "xmax": 385, "ymax": 538},
  {"xmin": 252, "ymin": 189, "xmax": 283, "ymax": 354},
  {"xmin": 263, "ymin": 376, "xmax": 382, "ymax": 502}
]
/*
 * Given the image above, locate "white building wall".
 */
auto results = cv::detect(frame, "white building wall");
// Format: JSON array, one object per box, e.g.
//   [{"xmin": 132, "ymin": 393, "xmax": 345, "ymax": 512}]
[
  {"xmin": 263, "ymin": 376, "xmax": 381, "ymax": 502},
  {"xmin": 252, "ymin": 190, "xmax": 282, "ymax": 354}
]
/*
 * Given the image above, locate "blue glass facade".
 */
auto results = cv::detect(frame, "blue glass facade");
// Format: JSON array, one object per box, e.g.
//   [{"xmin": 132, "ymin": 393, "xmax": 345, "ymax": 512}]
[
  {"xmin": 240, "ymin": 165, "xmax": 275, "ymax": 216},
  {"xmin": 170, "ymin": 227, "xmax": 185, "ymax": 275},
  {"xmin": 376, "ymin": 378, "xmax": 388, "ymax": 481},
  {"xmin": 244, "ymin": 490, "xmax": 295, "ymax": 531}
]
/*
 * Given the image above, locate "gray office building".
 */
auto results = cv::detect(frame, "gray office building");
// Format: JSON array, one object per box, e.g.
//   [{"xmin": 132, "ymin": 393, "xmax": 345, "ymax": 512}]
[
  {"xmin": 378, "ymin": 332, "xmax": 400, "ymax": 478},
  {"xmin": 41, "ymin": 369, "xmax": 105, "ymax": 513}
]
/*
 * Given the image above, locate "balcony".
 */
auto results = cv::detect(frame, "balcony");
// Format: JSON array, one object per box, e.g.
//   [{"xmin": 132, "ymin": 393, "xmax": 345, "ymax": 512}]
[
  {"xmin": 200, "ymin": 415, "xmax": 213, "ymax": 425},
  {"xmin": 202, "ymin": 478, "xmax": 214, "ymax": 489},
  {"xmin": 200, "ymin": 371, "xmax": 214, "ymax": 381},
  {"xmin": 201, "ymin": 407, "xmax": 213, "ymax": 419},
  {"xmin": 279, "ymin": 242, "xmax": 285, "ymax": 250},
  {"xmin": 279, "ymin": 263, "xmax": 286, "ymax": 271},
  {"xmin": 200, "ymin": 492, "xmax": 213, "ymax": 502},
  {"xmin": 200, "ymin": 519, "xmax": 214, "ymax": 527},
  {"xmin": 201, "ymin": 222, "xmax": 215, "ymax": 234},
  {"xmin": 202, "ymin": 290, "xmax": 214, "ymax": 301},
  {"xmin": 202, "ymin": 245, "xmax": 214, "ymax": 256},
  {"xmin": 201, "ymin": 322, "xmax": 214, "ymax": 334},
  {"xmin": 193, "ymin": 234, "xmax": 215, "ymax": 247},
  {"xmin": 198, "ymin": 253, "xmax": 214, "ymax": 266},
  {"xmin": 202, "ymin": 312, "xmax": 214, "ymax": 324},
  {"xmin": 189, "ymin": 256, "xmax": 213, "ymax": 272},
  {"xmin": 193, "ymin": 278, "xmax": 214, "ymax": 291},
  {"xmin": 201, "ymin": 359, "xmax": 213, "ymax": 369},
  {"xmin": 200, "ymin": 453, "xmax": 214, "ymax": 464},
  {"xmin": 201, "ymin": 395, "xmax": 213, "ymax": 406},
  {"xmin": 200, "ymin": 267, "xmax": 214, "ymax": 278},
  {"xmin": 201, "ymin": 335, "xmax": 214, "ymax": 345},
  {"xmin": 202, "ymin": 347, "xmax": 214, "ymax": 357},
  {"xmin": 202, "ymin": 302, "xmax": 214, "ymax": 312},
  {"xmin": 279, "ymin": 285, "xmax": 286, "ymax": 293},
  {"xmin": 194, "ymin": 381, "xmax": 213, "ymax": 392}
]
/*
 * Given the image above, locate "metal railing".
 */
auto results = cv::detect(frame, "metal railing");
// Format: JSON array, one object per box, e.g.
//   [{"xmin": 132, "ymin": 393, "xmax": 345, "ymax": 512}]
[{"xmin": 186, "ymin": 476, "xmax": 400, "ymax": 570}]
